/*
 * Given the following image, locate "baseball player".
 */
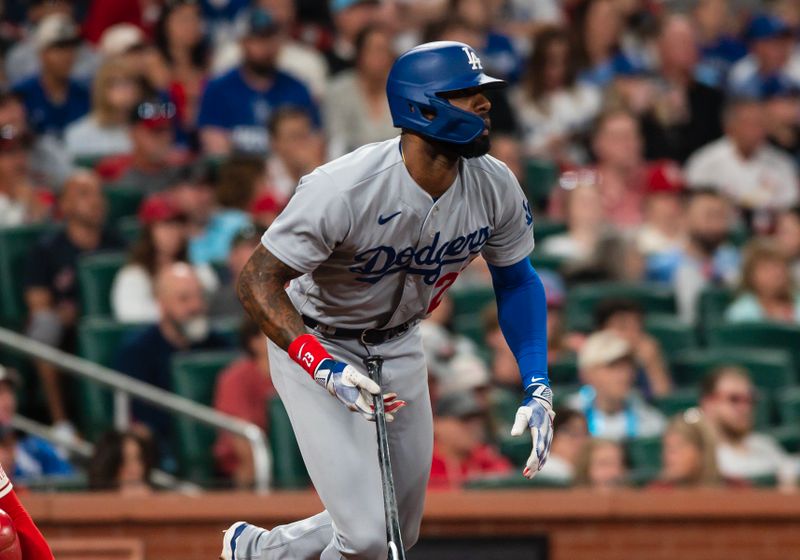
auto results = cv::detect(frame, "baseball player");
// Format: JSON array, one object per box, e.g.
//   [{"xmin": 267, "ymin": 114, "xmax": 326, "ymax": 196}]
[
  {"xmin": 221, "ymin": 41, "xmax": 553, "ymax": 560},
  {"xmin": 0, "ymin": 463, "xmax": 54, "ymax": 560}
]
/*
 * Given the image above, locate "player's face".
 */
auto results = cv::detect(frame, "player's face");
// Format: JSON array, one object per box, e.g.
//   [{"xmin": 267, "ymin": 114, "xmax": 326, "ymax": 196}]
[{"xmin": 440, "ymin": 88, "xmax": 493, "ymax": 158}]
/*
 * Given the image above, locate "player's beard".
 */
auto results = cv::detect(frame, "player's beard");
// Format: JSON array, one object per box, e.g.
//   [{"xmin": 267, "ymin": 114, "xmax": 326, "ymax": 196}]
[{"xmin": 450, "ymin": 134, "xmax": 491, "ymax": 159}]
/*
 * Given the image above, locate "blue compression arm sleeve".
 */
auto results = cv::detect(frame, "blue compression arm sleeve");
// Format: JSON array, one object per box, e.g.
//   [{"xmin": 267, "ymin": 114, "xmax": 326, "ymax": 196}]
[{"xmin": 488, "ymin": 258, "xmax": 549, "ymax": 393}]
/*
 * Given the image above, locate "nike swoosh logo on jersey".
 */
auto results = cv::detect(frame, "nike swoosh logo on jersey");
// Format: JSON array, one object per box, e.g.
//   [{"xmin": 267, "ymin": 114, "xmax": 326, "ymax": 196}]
[{"xmin": 377, "ymin": 211, "xmax": 402, "ymax": 225}]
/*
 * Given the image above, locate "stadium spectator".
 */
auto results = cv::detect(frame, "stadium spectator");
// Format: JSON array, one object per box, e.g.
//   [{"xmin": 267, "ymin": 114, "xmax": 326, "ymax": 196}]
[
  {"xmin": 264, "ymin": 107, "xmax": 324, "ymax": 203},
  {"xmin": 212, "ymin": 0, "xmax": 329, "ymax": 100},
  {"xmin": 448, "ymin": 0, "xmax": 522, "ymax": 83},
  {"xmin": 97, "ymin": 99, "xmax": 187, "ymax": 193},
  {"xmin": 429, "ymin": 391, "xmax": 512, "ymax": 489},
  {"xmin": 541, "ymin": 181, "xmax": 608, "ymax": 265},
  {"xmin": 0, "ymin": 125, "xmax": 52, "ymax": 226},
  {"xmin": 727, "ymin": 14, "xmax": 800, "ymax": 99},
  {"xmin": 213, "ymin": 319, "xmax": 276, "ymax": 488},
  {"xmin": 725, "ymin": 238, "xmax": 800, "ymax": 323},
  {"xmin": 692, "ymin": 0, "xmax": 747, "ymax": 89},
  {"xmin": 567, "ymin": 330, "xmax": 666, "ymax": 441},
  {"xmin": 24, "ymin": 170, "xmax": 123, "ymax": 428},
  {"xmin": 154, "ymin": 0, "xmax": 209, "ymax": 138},
  {"xmin": 216, "ymin": 154, "xmax": 265, "ymax": 214},
  {"xmin": 537, "ymin": 408, "xmax": 589, "ymax": 483},
  {"xmin": 325, "ymin": 0, "xmax": 382, "ymax": 75},
  {"xmin": 637, "ymin": 162, "xmax": 687, "ymax": 280},
  {"xmin": 0, "ymin": 365, "xmax": 74, "ymax": 485},
  {"xmin": 111, "ymin": 194, "xmax": 218, "ymax": 324},
  {"xmin": 593, "ymin": 299, "xmax": 672, "ymax": 398},
  {"xmin": 114, "ymin": 263, "xmax": 230, "ymax": 461},
  {"xmin": 761, "ymin": 81, "xmax": 800, "ymax": 160},
  {"xmin": 773, "ymin": 207, "xmax": 800, "ymax": 283},
  {"xmin": 209, "ymin": 227, "xmax": 261, "ymax": 321},
  {"xmin": 4, "ymin": 0, "xmax": 99, "ymax": 85},
  {"xmin": 685, "ymin": 98, "xmax": 799, "ymax": 212},
  {"xmin": 87, "ymin": 430, "xmax": 155, "ymax": 495},
  {"xmin": 573, "ymin": 438, "xmax": 627, "ymax": 491},
  {"xmin": 324, "ymin": 25, "xmax": 396, "ymax": 158},
  {"xmin": 672, "ymin": 188, "xmax": 740, "ymax": 322},
  {"xmin": 550, "ymin": 110, "xmax": 648, "ymax": 230},
  {"xmin": 640, "ymin": 15, "xmax": 724, "ymax": 163},
  {"xmin": 700, "ymin": 366, "xmax": 798, "ymax": 490},
  {"xmin": 650, "ymin": 409, "xmax": 726, "ymax": 489},
  {"xmin": 196, "ymin": 7, "xmax": 319, "ymax": 155},
  {"xmin": 97, "ymin": 24, "xmax": 171, "ymax": 94},
  {"xmin": 63, "ymin": 58, "xmax": 142, "ymax": 160},
  {"xmin": 573, "ymin": 0, "xmax": 641, "ymax": 87},
  {"xmin": 512, "ymin": 25, "xmax": 601, "ymax": 164},
  {"xmin": 12, "ymin": 13, "xmax": 90, "ymax": 137},
  {"xmin": 169, "ymin": 162, "xmax": 251, "ymax": 266}
]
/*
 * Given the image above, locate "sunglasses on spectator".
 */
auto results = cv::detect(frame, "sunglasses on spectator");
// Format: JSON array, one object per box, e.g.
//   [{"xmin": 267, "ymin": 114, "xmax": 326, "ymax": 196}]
[{"xmin": 713, "ymin": 392, "xmax": 757, "ymax": 406}]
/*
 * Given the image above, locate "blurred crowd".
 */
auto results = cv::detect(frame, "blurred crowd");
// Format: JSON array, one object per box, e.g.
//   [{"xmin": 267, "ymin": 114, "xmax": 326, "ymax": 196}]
[{"xmin": 0, "ymin": 0, "xmax": 797, "ymax": 493}]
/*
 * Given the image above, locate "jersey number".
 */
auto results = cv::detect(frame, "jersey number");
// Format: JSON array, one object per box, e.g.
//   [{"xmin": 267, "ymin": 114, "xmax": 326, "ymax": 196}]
[{"xmin": 427, "ymin": 272, "xmax": 459, "ymax": 314}]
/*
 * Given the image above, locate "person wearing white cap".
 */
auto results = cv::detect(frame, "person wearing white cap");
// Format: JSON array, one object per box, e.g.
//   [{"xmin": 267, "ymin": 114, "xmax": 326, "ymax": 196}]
[
  {"xmin": 565, "ymin": 330, "xmax": 666, "ymax": 441},
  {"xmin": 11, "ymin": 13, "xmax": 91, "ymax": 137},
  {"xmin": 5, "ymin": 6, "xmax": 99, "ymax": 86}
]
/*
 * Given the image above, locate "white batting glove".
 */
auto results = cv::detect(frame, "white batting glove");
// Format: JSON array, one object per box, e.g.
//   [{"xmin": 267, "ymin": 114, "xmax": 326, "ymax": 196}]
[
  {"xmin": 510, "ymin": 382, "xmax": 555, "ymax": 479},
  {"xmin": 314, "ymin": 358, "xmax": 406, "ymax": 422}
]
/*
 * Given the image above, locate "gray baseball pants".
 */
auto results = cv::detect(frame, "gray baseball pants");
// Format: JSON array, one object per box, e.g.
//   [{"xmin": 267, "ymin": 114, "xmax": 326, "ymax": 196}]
[{"xmin": 231, "ymin": 325, "xmax": 433, "ymax": 559}]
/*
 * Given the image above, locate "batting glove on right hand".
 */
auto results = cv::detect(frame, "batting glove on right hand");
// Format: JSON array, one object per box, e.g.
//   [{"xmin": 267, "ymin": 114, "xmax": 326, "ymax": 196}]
[
  {"xmin": 510, "ymin": 382, "xmax": 555, "ymax": 479},
  {"xmin": 314, "ymin": 358, "xmax": 406, "ymax": 422}
]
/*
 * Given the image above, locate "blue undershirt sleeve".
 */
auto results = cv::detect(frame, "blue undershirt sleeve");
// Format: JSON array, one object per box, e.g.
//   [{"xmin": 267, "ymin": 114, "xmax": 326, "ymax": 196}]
[{"xmin": 488, "ymin": 257, "xmax": 550, "ymax": 394}]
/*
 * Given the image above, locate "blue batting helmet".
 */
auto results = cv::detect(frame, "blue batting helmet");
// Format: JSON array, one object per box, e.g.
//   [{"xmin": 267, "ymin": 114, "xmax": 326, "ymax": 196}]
[{"xmin": 386, "ymin": 41, "xmax": 507, "ymax": 144}]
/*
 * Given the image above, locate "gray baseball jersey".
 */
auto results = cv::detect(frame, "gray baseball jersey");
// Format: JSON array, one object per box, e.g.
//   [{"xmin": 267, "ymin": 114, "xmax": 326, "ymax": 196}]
[
  {"xmin": 235, "ymin": 136, "xmax": 536, "ymax": 560},
  {"xmin": 262, "ymin": 136, "xmax": 535, "ymax": 328}
]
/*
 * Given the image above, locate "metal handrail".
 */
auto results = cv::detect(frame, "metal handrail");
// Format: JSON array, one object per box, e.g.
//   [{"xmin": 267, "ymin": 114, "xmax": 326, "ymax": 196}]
[
  {"xmin": 10, "ymin": 415, "xmax": 202, "ymax": 493},
  {"xmin": 0, "ymin": 327, "xmax": 271, "ymax": 492}
]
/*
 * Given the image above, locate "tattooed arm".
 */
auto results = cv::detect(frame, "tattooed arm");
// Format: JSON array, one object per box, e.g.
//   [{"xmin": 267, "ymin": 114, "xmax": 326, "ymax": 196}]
[{"xmin": 237, "ymin": 245, "xmax": 306, "ymax": 350}]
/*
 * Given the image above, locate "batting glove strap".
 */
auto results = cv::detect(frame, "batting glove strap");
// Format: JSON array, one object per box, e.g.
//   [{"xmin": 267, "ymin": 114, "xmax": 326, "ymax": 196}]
[{"xmin": 288, "ymin": 334, "xmax": 333, "ymax": 379}]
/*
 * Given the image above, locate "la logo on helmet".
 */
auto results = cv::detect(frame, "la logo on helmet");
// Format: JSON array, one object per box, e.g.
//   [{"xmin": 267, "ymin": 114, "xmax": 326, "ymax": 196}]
[{"xmin": 461, "ymin": 47, "xmax": 483, "ymax": 70}]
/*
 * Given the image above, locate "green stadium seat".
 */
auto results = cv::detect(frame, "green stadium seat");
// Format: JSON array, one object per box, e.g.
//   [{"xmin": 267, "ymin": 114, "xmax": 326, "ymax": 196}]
[
  {"xmin": 524, "ymin": 159, "xmax": 558, "ymax": 205},
  {"xmin": 450, "ymin": 286, "xmax": 495, "ymax": 319},
  {"xmin": 452, "ymin": 314, "xmax": 486, "ymax": 349},
  {"xmin": 529, "ymin": 252, "xmax": 566, "ymax": 273},
  {"xmin": 707, "ymin": 322, "xmax": 800, "ymax": 374},
  {"xmin": 670, "ymin": 348, "xmax": 796, "ymax": 392},
  {"xmin": 549, "ymin": 354, "xmax": 578, "ymax": 386},
  {"xmin": 78, "ymin": 252, "xmax": 128, "ymax": 318},
  {"xmin": 105, "ymin": 186, "xmax": 145, "ymax": 223},
  {"xmin": 645, "ymin": 315, "xmax": 697, "ymax": 355},
  {"xmin": 73, "ymin": 154, "xmax": 106, "ymax": 169},
  {"xmin": 77, "ymin": 318, "xmax": 143, "ymax": 440},
  {"xmin": 565, "ymin": 282, "xmax": 676, "ymax": 332},
  {"xmin": 0, "ymin": 224, "xmax": 53, "ymax": 327},
  {"xmin": 696, "ymin": 286, "xmax": 734, "ymax": 334},
  {"xmin": 776, "ymin": 387, "xmax": 800, "ymax": 426},
  {"xmin": 464, "ymin": 473, "xmax": 570, "ymax": 489},
  {"xmin": 532, "ymin": 218, "xmax": 567, "ymax": 242},
  {"xmin": 653, "ymin": 388, "xmax": 698, "ymax": 418},
  {"xmin": 767, "ymin": 425, "xmax": 800, "ymax": 454},
  {"xmin": 626, "ymin": 436, "xmax": 662, "ymax": 471},
  {"xmin": 268, "ymin": 397, "xmax": 310, "ymax": 489},
  {"xmin": 170, "ymin": 350, "xmax": 240, "ymax": 484},
  {"xmin": 117, "ymin": 216, "xmax": 142, "ymax": 246}
]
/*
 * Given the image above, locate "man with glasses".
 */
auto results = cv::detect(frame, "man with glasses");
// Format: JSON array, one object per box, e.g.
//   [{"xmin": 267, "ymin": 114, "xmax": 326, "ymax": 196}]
[{"xmin": 700, "ymin": 366, "xmax": 798, "ymax": 489}]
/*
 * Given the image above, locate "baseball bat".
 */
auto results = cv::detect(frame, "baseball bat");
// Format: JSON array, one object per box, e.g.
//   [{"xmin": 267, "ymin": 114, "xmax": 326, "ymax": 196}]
[{"xmin": 364, "ymin": 355, "xmax": 406, "ymax": 560}]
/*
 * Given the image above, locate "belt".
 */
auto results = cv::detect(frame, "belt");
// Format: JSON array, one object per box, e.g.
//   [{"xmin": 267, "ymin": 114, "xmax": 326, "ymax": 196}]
[{"xmin": 302, "ymin": 315, "xmax": 415, "ymax": 345}]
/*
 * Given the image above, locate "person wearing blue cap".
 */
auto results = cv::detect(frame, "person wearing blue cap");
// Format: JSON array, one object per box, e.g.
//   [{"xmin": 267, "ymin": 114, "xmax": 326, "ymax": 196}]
[
  {"xmin": 196, "ymin": 7, "xmax": 320, "ymax": 155},
  {"xmin": 727, "ymin": 13, "xmax": 800, "ymax": 98}
]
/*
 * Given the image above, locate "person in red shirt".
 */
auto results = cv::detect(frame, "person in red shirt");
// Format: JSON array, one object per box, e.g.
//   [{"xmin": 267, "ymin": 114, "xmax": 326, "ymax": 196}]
[
  {"xmin": 213, "ymin": 319, "xmax": 276, "ymax": 488},
  {"xmin": 0, "ymin": 462, "xmax": 53, "ymax": 560},
  {"xmin": 429, "ymin": 391, "xmax": 512, "ymax": 490}
]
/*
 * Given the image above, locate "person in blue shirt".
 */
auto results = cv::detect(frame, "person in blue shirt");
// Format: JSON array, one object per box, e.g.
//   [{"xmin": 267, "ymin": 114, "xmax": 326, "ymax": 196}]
[
  {"xmin": 12, "ymin": 13, "xmax": 90, "ymax": 137},
  {"xmin": 197, "ymin": 7, "xmax": 319, "ymax": 155},
  {"xmin": 0, "ymin": 364, "xmax": 74, "ymax": 485}
]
